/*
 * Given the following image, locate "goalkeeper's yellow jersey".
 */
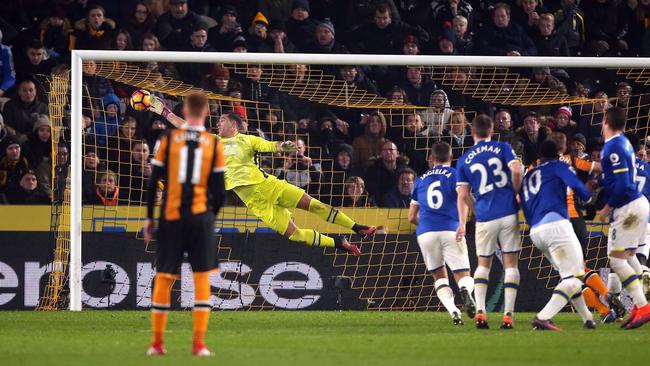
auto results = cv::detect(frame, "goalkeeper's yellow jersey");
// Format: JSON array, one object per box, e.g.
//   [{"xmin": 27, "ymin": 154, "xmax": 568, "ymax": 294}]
[{"xmin": 220, "ymin": 133, "xmax": 277, "ymax": 190}]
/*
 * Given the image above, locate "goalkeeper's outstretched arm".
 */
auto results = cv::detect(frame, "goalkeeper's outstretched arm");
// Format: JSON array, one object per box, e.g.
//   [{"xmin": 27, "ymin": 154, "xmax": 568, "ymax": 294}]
[{"xmin": 150, "ymin": 95, "xmax": 187, "ymax": 128}]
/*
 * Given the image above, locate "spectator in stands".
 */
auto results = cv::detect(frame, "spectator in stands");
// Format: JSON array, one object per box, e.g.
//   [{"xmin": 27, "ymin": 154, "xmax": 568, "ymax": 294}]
[
  {"xmin": 352, "ymin": 111, "xmax": 387, "ymax": 169},
  {"xmin": 82, "ymin": 60, "xmax": 114, "ymax": 99},
  {"xmin": 275, "ymin": 138, "xmax": 321, "ymax": 194},
  {"xmin": 325, "ymin": 143, "xmax": 357, "ymax": 206},
  {"xmin": 342, "ymin": 176, "xmax": 375, "ymax": 207},
  {"xmin": 422, "ymin": 89, "xmax": 453, "ymax": 136},
  {"xmin": 82, "ymin": 146, "xmax": 102, "ymax": 203},
  {"xmin": 612, "ymin": 82, "xmax": 647, "ymax": 129},
  {"xmin": 349, "ymin": 3, "xmax": 429, "ymax": 54},
  {"xmin": 258, "ymin": 0, "xmax": 293, "ymax": 23},
  {"xmin": 106, "ymin": 115, "xmax": 137, "ymax": 165},
  {"xmin": 515, "ymin": 111, "xmax": 551, "ymax": 165},
  {"xmin": 211, "ymin": 5, "xmax": 244, "ymax": 51},
  {"xmin": 582, "ymin": 0, "xmax": 629, "ymax": 56},
  {"xmin": 39, "ymin": 7, "xmax": 73, "ymax": 61},
  {"xmin": 553, "ymin": 0, "xmax": 585, "ymax": 56},
  {"xmin": 380, "ymin": 168, "xmax": 416, "ymax": 208},
  {"xmin": 476, "ymin": 2, "xmax": 537, "ymax": 56},
  {"xmin": 531, "ymin": 67, "xmax": 567, "ymax": 94},
  {"xmin": 3, "ymin": 170, "xmax": 50, "ymax": 204},
  {"xmin": 531, "ymin": 13, "xmax": 570, "ymax": 56},
  {"xmin": 3, "ymin": 79, "xmax": 49, "ymax": 143},
  {"xmin": 364, "ymin": 140, "xmax": 408, "ymax": 203},
  {"xmin": 0, "ymin": 135, "xmax": 30, "ymax": 194},
  {"xmin": 552, "ymin": 106, "xmax": 578, "ymax": 140},
  {"xmin": 511, "ymin": 0, "xmax": 545, "ymax": 32},
  {"xmin": 0, "ymin": 30, "xmax": 16, "ymax": 98},
  {"xmin": 86, "ymin": 169, "xmax": 121, "ymax": 205},
  {"xmin": 287, "ymin": 0, "xmax": 317, "ymax": 52},
  {"xmin": 73, "ymin": 4, "xmax": 115, "ymax": 50},
  {"xmin": 434, "ymin": 26, "xmax": 458, "ymax": 55},
  {"xmin": 139, "ymin": 33, "xmax": 179, "ymax": 79},
  {"xmin": 309, "ymin": 18, "xmax": 348, "ymax": 54},
  {"xmin": 401, "ymin": 34, "xmax": 421, "ymax": 55},
  {"xmin": 494, "ymin": 108, "xmax": 516, "ymax": 143},
  {"xmin": 144, "ymin": 119, "xmax": 167, "ymax": 153},
  {"xmin": 155, "ymin": 0, "xmax": 205, "ymax": 50},
  {"xmin": 579, "ymin": 91, "xmax": 609, "ymax": 147},
  {"xmin": 176, "ymin": 25, "xmax": 216, "ymax": 85},
  {"xmin": 119, "ymin": 140, "xmax": 151, "ymax": 202},
  {"xmin": 231, "ymin": 35, "xmax": 249, "ymax": 52},
  {"xmin": 453, "ymin": 15, "xmax": 473, "ymax": 55},
  {"xmin": 440, "ymin": 110, "xmax": 473, "ymax": 161},
  {"xmin": 258, "ymin": 21, "xmax": 296, "ymax": 53},
  {"xmin": 22, "ymin": 114, "xmax": 52, "ymax": 198},
  {"xmin": 111, "ymin": 30, "xmax": 134, "ymax": 51},
  {"xmin": 276, "ymin": 64, "xmax": 323, "ymax": 120},
  {"xmin": 121, "ymin": 2, "xmax": 157, "ymax": 47},
  {"xmin": 430, "ymin": 0, "xmax": 474, "ymax": 37},
  {"xmin": 247, "ymin": 12, "xmax": 270, "ymax": 52},
  {"xmin": 570, "ymin": 133, "xmax": 590, "ymax": 161},
  {"xmin": 0, "ymin": 114, "xmax": 14, "ymax": 148},
  {"xmin": 338, "ymin": 65, "xmax": 379, "ymax": 94},
  {"xmin": 396, "ymin": 112, "xmax": 429, "ymax": 175},
  {"xmin": 315, "ymin": 115, "xmax": 352, "ymax": 157},
  {"xmin": 200, "ymin": 64, "xmax": 230, "ymax": 95},
  {"xmin": 398, "ymin": 67, "xmax": 437, "ymax": 106},
  {"xmin": 91, "ymin": 93, "xmax": 121, "ymax": 147},
  {"xmin": 15, "ymin": 39, "xmax": 57, "ymax": 81}
]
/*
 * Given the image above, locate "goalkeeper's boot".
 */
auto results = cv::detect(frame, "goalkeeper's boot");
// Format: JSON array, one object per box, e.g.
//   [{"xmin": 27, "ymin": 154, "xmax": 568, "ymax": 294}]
[
  {"xmin": 334, "ymin": 236, "xmax": 361, "ymax": 256},
  {"xmin": 606, "ymin": 292, "xmax": 626, "ymax": 319},
  {"xmin": 475, "ymin": 311, "xmax": 489, "ymax": 329},
  {"xmin": 500, "ymin": 312, "xmax": 514, "ymax": 329},
  {"xmin": 459, "ymin": 287, "xmax": 476, "ymax": 319},
  {"xmin": 452, "ymin": 312, "xmax": 464, "ymax": 325},
  {"xmin": 353, "ymin": 224, "xmax": 377, "ymax": 239},
  {"xmin": 583, "ymin": 320, "xmax": 597, "ymax": 329},
  {"xmin": 531, "ymin": 317, "xmax": 561, "ymax": 331},
  {"xmin": 601, "ymin": 309, "xmax": 618, "ymax": 324},
  {"xmin": 621, "ymin": 305, "xmax": 638, "ymax": 329},
  {"xmin": 624, "ymin": 304, "xmax": 650, "ymax": 329},
  {"xmin": 192, "ymin": 344, "xmax": 215, "ymax": 357},
  {"xmin": 146, "ymin": 342, "xmax": 167, "ymax": 356}
]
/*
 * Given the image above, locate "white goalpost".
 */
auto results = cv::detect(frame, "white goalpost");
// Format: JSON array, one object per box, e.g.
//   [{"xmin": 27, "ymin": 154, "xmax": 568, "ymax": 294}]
[{"xmin": 68, "ymin": 49, "xmax": 650, "ymax": 311}]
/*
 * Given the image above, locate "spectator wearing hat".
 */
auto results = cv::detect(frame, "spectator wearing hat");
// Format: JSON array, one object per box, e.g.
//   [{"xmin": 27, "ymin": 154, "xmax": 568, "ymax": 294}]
[
  {"xmin": 434, "ymin": 25, "xmax": 458, "ymax": 55},
  {"xmin": 380, "ymin": 168, "xmax": 416, "ymax": 208},
  {"xmin": 259, "ymin": 0, "xmax": 294, "ymax": 23},
  {"xmin": 308, "ymin": 18, "xmax": 348, "ymax": 54},
  {"xmin": 452, "ymin": 15, "xmax": 473, "ymax": 55},
  {"xmin": 200, "ymin": 64, "xmax": 231, "ymax": 94},
  {"xmin": 22, "ymin": 114, "xmax": 52, "ymax": 198},
  {"xmin": 531, "ymin": 66, "xmax": 567, "ymax": 94},
  {"xmin": 3, "ymin": 170, "xmax": 50, "ymax": 205},
  {"xmin": 211, "ymin": 5, "xmax": 244, "ymax": 51},
  {"xmin": 287, "ymin": 0, "xmax": 318, "ymax": 52},
  {"xmin": 72, "ymin": 4, "xmax": 116, "ymax": 50},
  {"xmin": 3, "ymin": 79, "xmax": 49, "ymax": 143},
  {"xmin": 352, "ymin": 111, "xmax": 387, "ymax": 170},
  {"xmin": 0, "ymin": 30, "xmax": 16, "ymax": 98},
  {"xmin": 570, "ymin": 133, "xmax": 589, "ymax": 161},
  {"xmin": 430, "ymin": 0, "xmax": 474, "ymax": 38},
  {"xmin": 321, "ymin": 143, "xmax": 357, "ymax": 206},
  {"xmin": 90, "ymin": 93, "xmax": 122, "ymax": 147},
  {"xmin": 421, "ymin": 89, "xmax": 453, "ymax": 136},
  {"xmin": 348, "ymin": 3, "xmax": 430, "ymax": 54},
  {"xmin": 39, "ymin": 7, "xmax": 74, "ymax": 62},
  {"xmin": 515, "ymin": 111, "xmax": 551, "ymax": 165},
  {"xmin": 552, "ymin": 106, "xmax": 578, "ymax": 141},
  {"xmin": 231, "ymin": 35, "xmax": 249, "ymax": 52},
  {"xmin": 246, "ymin": 12, "xmax": 269, "ymax": 52},
  {"xmin": 530, "ymin": 13, "xmax": 569, "ymax": 56},
  {"xmin": 402, "ymin": 34, "xmax": 420, "ymax": 55},
  {"xmin": 0, "ymin": 135, "xmax": 30, "ymax": 195},
  {"xmin": 176, "ymin": 25, "xmax": 216, "ymax": 85},
  {"xmin": 258, "ymin": 21, "xmax": 296, "ymax": 53},
  {"xmin": 154, "ymin": 0, "xmax": 205, "ymax": 50},
  {"xmin": 16, "ymin": 39, "xmax": 58, "ymax": 81},
  {"xmin": 475, "ymin": 2, "xmax": 537, "ymax": 56}
]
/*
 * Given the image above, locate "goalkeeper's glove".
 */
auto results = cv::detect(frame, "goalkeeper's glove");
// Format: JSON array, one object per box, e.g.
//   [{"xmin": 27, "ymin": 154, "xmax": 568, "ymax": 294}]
[
  {"xmin": 149, "ymin": 95, "xmax": 172, "ymax": 118},
  {"xmin": 279, "ymin": 141, "xmax": 296, "ymax": 152}
]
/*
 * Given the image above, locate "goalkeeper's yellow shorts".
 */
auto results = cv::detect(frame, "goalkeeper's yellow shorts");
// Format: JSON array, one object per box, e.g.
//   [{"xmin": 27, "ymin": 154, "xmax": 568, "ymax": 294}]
[{"xmin": 233, "ymin": 175, "xmax": 305, "ymax": 235}]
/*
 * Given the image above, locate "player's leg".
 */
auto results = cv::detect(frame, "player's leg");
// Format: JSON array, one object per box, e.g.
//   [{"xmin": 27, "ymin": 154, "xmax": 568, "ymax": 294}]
[
  {"xmin": 444, "ymin": 233, "xmax": 476, "ymax": 319},
  {"xmin": 418, "ymin": 232, "xmax": 462, "ymax": 324},
  {"xmin": 284, "ymin": 217, "xmax": 361, "ymax": 256},
  {"xmin": 499, "ymin": 214, "xmax": 522, "ymax": 329},
  {"xmin": 295, "ymin": 192, "xmax": 376, "ymax": 236},
  {"xmin": 147, "ymin": 218, "xmax": 184, "ymax": 356},
  {"xmin": 186, "ymin": 212, "xmax": 218, "ymax": 356},
  {"xmin": 639, "ymin": 223, "xmax": 650, "ymax": 295},
  {"xmin": 473, "ymin": 220, "xmax": 497, "ymax": 329}
]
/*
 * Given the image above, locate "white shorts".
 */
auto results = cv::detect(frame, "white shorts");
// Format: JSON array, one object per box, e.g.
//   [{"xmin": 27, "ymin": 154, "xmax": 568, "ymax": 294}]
[
  {"xmin": 530, "ymin": 219, "xmax": 585, "ymax": 279},
  {"xmin": 608, "ymin": 196, "xmax": 650, "ymax": 254},
  {"xmin": 417, "ymin": 231, "xmax": 471, "ymax": 273},
  {"xmin": 639, "ymin": 222, "xmax": 650, "ymax": 259},
  {"xmin": 475, "ymin": 214, "xmax": 521, "ymax": 257}
]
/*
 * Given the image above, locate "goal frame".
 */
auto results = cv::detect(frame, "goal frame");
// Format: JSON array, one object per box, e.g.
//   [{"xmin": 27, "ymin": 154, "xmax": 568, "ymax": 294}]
[{"xmin": 69, "ymin": 49, "xmax": 650, "ymax": 311}]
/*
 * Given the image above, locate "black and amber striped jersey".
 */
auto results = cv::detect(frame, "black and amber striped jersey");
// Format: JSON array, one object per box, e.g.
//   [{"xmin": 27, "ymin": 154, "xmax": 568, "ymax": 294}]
[{"xmin": 151, "ymin": 127, "xmax": 226, "ymax": 221}]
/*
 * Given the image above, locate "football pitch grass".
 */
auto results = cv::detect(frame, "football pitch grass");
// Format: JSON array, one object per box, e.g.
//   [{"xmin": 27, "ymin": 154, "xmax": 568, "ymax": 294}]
[{"xmin": 1, "ymin": 311, "xmax": 648, "ymax": 366}]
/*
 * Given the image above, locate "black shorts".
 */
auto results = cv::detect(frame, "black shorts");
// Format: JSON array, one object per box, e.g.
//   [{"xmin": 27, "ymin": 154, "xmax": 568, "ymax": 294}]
[{"xmin": 156, "ymin": 211, "xmax": 217, "ymax": 275}]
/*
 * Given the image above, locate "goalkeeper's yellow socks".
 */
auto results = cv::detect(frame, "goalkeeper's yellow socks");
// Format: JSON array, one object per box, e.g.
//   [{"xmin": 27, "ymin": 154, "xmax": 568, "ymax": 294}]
[
  {"xmin": 308, "ymin": 199, "xmax": 355, "ymax": 230},
  {"xmin": 193, "ymin": 271, "xmax": 212, "ymax": 348},
  {"xmin": 584, "ymin": 268, "xmax": 609, "ymax": 298},
  {"xmin": 151, "ymin": 274, "xmax": 174, "ymax": 345},
  {"xmin": 289, "ymin": 228, "xmax": 335, "ymax": 247}
]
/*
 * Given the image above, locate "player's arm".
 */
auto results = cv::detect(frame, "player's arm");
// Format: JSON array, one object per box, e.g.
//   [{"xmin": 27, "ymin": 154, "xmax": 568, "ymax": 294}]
[
  {"xmin": 505, "ymin": 145, "xmax": 523, "ymax": 193},
  {"xmin": 209, "ymin": 138, "xmax": 227, "ymax": 214},
  {"xmin": 456, "ymin": 184, "xmax": 471, "ymax": 241},
  {"xmin": 408, "ymin": 201, "xmax": 419, "ymax": 225},
  {"xmin": 149, "ymin": 95, "xmax": 187, "ymax": 128},
  {"xmin": 575, "ymin": 156, "xmax": 601, "ymax": 174},
  {"xmin": 559, "ymin": 164, "xmax": 592, "ymax": 203},
  {"xmin": 606, "ymin": 150, "xmax": 634, "ymax": 208}
]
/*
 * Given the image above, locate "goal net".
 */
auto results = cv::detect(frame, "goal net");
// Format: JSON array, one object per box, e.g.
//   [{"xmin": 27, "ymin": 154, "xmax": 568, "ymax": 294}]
[{"xmin": 38, "ymin": 52, "xmax": 650, "ymax": 312}]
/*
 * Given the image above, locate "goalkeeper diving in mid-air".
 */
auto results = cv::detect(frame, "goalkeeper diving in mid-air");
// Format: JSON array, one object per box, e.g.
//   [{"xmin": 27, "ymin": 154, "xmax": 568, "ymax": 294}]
[{"xmin": 148, "ymin": 94, "xmax": 376, "ymax": 255}]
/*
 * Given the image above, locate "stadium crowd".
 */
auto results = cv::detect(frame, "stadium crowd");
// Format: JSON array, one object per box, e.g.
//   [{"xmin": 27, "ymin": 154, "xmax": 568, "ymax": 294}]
[{"xmin": 0, "ymin": 0, "xmax": 649, "ymax": 207}]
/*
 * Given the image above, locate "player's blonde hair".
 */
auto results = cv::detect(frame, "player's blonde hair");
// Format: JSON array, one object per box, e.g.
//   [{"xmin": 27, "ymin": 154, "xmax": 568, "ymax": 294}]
[{"xmin": 185, "ymin": 91, "xmax": 209, "ymax": 118}]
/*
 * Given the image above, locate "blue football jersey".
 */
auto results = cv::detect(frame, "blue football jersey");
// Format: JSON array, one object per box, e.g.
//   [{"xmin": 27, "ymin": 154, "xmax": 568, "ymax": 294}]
[
  {"xmin": 411, "ymin": 165, "xmax": 459, "ymax": 235},
  {"xmin": 456, "ymin": 140, "xmax": 519, "ymax": 222},
  {"xmin": 635, "ymin": 157, "xmax": 650, "ymax": 222},
  {"xmin": 600, "ymin": 134, "xmax": 641, "ymax": 208},
  {"xmin": 521, "ymin": 160, "xmax": 591, "ymax": 228}
]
